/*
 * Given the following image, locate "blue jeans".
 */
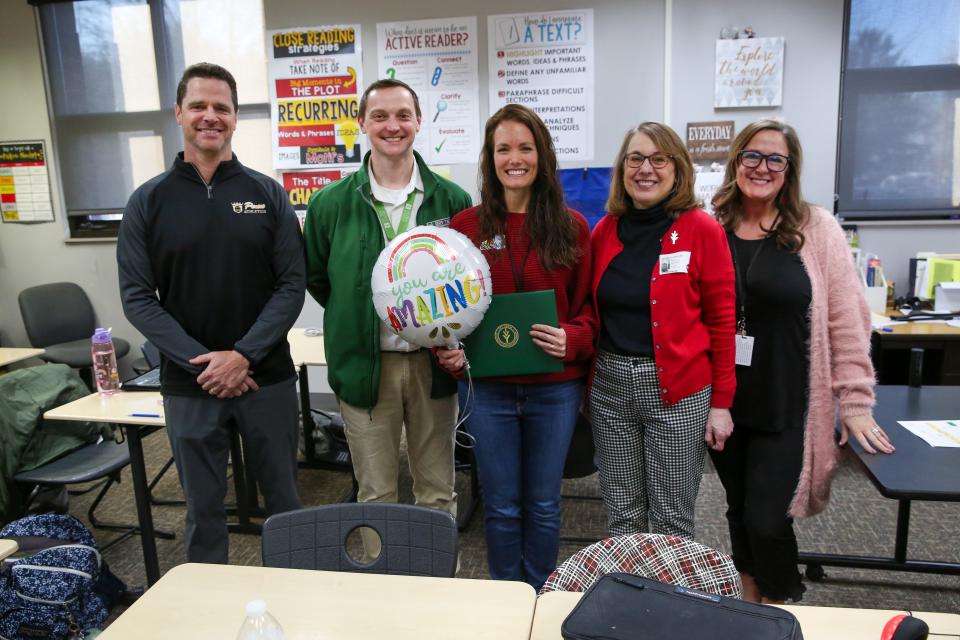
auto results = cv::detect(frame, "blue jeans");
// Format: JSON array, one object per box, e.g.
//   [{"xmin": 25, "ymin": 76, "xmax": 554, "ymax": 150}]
[{"xmin": 460, "ymin": 379, "xmax": 582, "ymax": 589}]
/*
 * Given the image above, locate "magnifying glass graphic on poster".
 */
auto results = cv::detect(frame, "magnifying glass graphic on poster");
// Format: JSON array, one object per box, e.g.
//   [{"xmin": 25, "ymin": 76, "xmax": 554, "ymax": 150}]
[{"xmin": 433, "ymin": 100, "xmax": 448, "ymax": 123}]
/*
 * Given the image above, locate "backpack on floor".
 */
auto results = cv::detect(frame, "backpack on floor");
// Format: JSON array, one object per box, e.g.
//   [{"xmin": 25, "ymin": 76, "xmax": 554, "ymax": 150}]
[{"xmin": 0, "ymin": 513, "xmax": 125, "ymax": 640}]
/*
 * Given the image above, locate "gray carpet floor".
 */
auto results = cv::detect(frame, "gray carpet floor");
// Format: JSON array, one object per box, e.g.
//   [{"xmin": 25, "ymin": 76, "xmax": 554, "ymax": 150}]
[{"xmin": 58, "ymin": 403, "xmax": 959, "ymax": 624}]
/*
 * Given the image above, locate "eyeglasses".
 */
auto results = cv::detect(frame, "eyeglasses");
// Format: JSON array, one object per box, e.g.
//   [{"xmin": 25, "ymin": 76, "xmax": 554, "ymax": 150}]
[
  {"xmin": 624, "ymin": 152, "xmax": 673, "ymax": 169},
  {"xmin": 738, "ymin": 150, "xmax": 789, "ymax": 173}
]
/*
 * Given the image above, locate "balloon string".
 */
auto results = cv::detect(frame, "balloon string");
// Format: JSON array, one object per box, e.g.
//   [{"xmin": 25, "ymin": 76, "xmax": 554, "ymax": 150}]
[{"xmin": 454, "ymin": 343, "xmax": 477, "ymax": 450}]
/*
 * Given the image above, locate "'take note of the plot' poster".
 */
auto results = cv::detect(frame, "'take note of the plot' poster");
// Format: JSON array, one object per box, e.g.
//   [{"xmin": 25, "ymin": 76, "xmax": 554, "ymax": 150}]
[{"xmin": 267, "ymin": 25, "xmax": 365, "ymax": 169}]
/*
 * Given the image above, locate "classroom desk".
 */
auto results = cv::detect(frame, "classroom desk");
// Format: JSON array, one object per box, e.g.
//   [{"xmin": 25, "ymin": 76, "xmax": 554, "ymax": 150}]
[
  {"xmin": 43, "ymin": 391, "xmax": 266, "ymax": 587},
  {"xmin": 44, "ymin": 392, "xmax": 167, "ymax": 586},
  {"xmin": 0, "ymin": 539, "xmax": 18, "ymax": 561},
  {"xmin": 286, "ymin": 328, "xmax": 331, "ymax": 469},
  {"xmin": 287, "ymin": 328, "xmax": 477, "ymax": 526},
  {"xmin": 872, "ymin": 317, "xmax": 960, "ymax": 385},
  {"xmin": 0, "ymin": 347, "xmax": 45, "ymax": 367},
  {"xmin": 529, "ymin": 591, "xmax": 960, "ymax": 640},
  {"xmin": 99, "ymin": 563, "xmax": 537, "ymax": 639},
  {"xmin": 799, "ymin": 385, "xmax": 960, "ymax": 577}
]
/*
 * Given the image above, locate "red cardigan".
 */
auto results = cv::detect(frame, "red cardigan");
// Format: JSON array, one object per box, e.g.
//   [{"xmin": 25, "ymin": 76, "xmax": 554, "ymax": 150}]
[
  {"xmin": 452, "ymin": 206, "xmax": 597, "ymax": 384},
  {"xmin": 591, "ymin": 208, "xmax": 736, "ymax": 408}
]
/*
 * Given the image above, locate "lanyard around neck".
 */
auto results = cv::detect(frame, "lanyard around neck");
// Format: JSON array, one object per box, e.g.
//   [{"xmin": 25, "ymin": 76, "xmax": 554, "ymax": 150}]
[
  {"xmin": 504, "ymin": 231, "xmax": 531, "ymax": 292},
  {"xmin": 727, "ymin": 230, "xmax": 766, "ymax": 336},
  {"xmin": 373, "ymin": 190, "xmax": 417, "ymax": 242}
]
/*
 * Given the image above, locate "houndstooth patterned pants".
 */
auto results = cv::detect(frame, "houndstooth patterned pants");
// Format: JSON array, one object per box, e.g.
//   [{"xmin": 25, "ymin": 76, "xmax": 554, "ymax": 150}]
[{"xmin": 589, "ymin": 350, "xmax": 712, "ymax": 540}]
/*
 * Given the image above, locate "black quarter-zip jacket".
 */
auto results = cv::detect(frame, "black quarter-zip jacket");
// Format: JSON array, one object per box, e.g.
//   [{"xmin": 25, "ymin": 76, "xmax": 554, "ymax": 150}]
[{"xmin": 118, "ymin": 153, "xmax": 305, "ymax": 396}]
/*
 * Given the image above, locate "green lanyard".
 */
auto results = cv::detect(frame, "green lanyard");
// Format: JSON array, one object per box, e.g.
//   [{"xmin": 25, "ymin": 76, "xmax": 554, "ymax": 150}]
[{"xmin": 372, "ymin": 190, "xmax": 417, "ymax": 241}]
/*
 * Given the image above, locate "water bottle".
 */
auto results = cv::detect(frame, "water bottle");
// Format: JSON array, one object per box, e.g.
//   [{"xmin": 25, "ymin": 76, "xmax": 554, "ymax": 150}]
[
  {"xmin": 236, "ymin": 600, "xmax": 286, "ymax": 640},
  {"xmin": 91, "ymin": 328, "xmax": 120, "ymax": 396}
]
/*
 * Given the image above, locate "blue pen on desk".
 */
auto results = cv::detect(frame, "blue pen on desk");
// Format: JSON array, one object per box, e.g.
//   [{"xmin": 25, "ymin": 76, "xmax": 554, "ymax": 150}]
[
  {"xmin": 881, "ymin": 327, "xmax": 894, "ymax": 332},
  {"xmin": 129, "ymin": 413, "xmax": 161, "ymax": 418}
]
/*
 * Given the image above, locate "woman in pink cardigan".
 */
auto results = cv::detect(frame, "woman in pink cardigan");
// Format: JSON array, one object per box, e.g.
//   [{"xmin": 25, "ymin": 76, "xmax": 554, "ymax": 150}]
[{"xmin": 710, "ymin": 119, "xmax": 895, "ymax": 604}]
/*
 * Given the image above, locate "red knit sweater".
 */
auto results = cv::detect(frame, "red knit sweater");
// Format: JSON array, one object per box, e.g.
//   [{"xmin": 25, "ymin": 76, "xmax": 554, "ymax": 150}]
[{"xmin": 451, "ymin": 206, "xmax": 596, "ymax": 384}]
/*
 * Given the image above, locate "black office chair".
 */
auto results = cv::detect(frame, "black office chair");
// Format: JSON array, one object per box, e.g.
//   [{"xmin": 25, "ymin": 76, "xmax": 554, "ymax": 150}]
[
  {"xmin": 18, "ymin": 283, "xmax": 131, "ymax": 383},
  {"xmin": 560, "ymin": 412, "xmax": 604, "ymax": 545},
  {"xmin": 262, "ymin": 503, "xmax": 458, "ymax": 577},
  {"xmin": 131, "ymin": 341, "xmax": 160, "ymax": 376}
]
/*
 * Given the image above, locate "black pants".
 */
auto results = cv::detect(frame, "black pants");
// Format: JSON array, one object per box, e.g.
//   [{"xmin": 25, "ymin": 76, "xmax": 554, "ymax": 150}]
[
  {"xmin": 709, "ymin": 426, "xmax": 806, "ymax": 601},
  {"xmin": 163, "ymin": 377, "xmax": 302, "ymax": 563}
]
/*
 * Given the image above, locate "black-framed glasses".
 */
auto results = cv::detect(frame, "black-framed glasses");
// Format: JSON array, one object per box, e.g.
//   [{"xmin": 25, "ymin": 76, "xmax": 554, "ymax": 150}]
[
  {"xmin": 624, "ymin": 152, "xmax": 673, "ymax": 169},
  {"xmin": 738, "ymin": 150, "xmax": 789, "ymax": 173}
]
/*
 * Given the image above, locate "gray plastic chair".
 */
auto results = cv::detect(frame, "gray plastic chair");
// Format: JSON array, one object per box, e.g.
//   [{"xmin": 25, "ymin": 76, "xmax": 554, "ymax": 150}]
[
  {"xmin": 18, "ymin": 282, "xmax": 130, "ymax": 368},
  {"xmin": 14, "ymin": 438, "xmax": 172, "ymax": 551},
  {"xmin": 262, "ymin": 503, "xmax": 458, "ymax": 577}
]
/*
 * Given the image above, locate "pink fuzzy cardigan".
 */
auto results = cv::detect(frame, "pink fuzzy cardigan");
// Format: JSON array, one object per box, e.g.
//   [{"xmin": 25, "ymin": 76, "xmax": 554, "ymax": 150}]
[{"xmin": 790, "ymin": 206, "xmax": 876, "ymax": 518}]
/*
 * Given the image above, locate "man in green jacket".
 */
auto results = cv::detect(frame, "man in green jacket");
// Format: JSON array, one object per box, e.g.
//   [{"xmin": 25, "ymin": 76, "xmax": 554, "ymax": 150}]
[{"xmin": 303, "ymin": 79, "xmax": 472, "ymax": 533}]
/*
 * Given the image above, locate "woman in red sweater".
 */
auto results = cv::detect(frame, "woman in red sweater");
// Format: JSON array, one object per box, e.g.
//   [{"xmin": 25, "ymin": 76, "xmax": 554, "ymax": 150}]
[
  {"xmin": 438, "ymin": 104, "xmax": 595, "ymax": 589},
  {"xmin": 590, "ymin": 122, "xmax": 735, "ymax": 540}
]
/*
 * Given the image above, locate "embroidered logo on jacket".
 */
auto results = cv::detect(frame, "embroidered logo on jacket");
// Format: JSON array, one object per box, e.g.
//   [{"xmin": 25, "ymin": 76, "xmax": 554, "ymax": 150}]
[{"xmin": 231, "ymin": 201, "xmax": 268, "ymax": 214}]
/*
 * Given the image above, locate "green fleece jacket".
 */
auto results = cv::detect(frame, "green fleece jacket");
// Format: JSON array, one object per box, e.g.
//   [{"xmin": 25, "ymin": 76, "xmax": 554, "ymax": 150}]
[{"xmin": 303, "ymin": 151, "xmax": 473, "ymax": 409}]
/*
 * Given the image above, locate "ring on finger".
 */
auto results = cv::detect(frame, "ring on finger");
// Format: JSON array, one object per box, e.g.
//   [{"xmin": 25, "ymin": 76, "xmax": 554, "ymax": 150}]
[{"xmin": 871, "ymin": 427, "xmax": 881, "ymax": 435}]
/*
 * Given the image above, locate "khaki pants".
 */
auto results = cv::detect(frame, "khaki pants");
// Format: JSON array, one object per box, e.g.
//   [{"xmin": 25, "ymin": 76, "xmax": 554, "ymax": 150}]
[{"xmin": 339, "ymin": 351, "xmax": 458, "ymax": 558}]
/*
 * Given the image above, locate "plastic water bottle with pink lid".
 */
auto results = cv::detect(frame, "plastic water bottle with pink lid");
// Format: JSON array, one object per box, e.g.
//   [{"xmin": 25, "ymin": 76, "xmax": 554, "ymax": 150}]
[{"xmin": 91, "ymin": 327, "xmax": 120, "ymax": 396}]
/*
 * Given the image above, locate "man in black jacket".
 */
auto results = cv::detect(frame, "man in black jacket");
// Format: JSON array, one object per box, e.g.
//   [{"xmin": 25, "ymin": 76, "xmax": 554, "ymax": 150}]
[{"xmin": 117, "ymin": 63, "xmax": 304, "ymax": 563}]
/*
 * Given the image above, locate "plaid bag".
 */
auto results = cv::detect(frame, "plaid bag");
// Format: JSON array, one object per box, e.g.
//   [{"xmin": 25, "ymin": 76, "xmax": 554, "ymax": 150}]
[{"xmin": 0, "ymin": 514, "xmax": 124, "ymax": 639}]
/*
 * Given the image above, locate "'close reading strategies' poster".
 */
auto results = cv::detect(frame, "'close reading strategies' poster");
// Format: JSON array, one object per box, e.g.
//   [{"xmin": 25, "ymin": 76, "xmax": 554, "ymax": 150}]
[
  {"xmin": 267, "ymin": 25, "xmax": 364, "ymax": 169},
  {"xmin": 488, "ymin": 9, "xmax": 594, "ymax": 161},
  {"xmin": 376, "ymin": 17, "xmax": 480, "ymax": 165}
]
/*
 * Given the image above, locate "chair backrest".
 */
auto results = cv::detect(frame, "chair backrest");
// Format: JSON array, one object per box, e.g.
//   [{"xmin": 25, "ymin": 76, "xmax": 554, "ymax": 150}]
[
  {"xmin": 540, "ymin": 533, "xmax": 742, "ymax": 598},
  {"xmin": 261, "ymin": 503, "xmax": 458, "ymax": 577},
  {"xmin": 18, "ymin": 283, "xmax": 96, "ymax": 348}
]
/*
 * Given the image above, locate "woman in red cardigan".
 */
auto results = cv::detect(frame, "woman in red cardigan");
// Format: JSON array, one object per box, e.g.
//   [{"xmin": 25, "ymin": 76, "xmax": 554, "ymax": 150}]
[
  {"xmin": 437, "ymin": 104, "xmax": 596, "ymax": 589},
  {"xmin": 590, "ymin": 122, "xmax": 735, "ymax": 540}
]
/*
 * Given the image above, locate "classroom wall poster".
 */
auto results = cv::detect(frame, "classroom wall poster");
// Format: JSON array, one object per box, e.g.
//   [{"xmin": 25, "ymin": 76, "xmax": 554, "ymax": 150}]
[
  {"xmin": 694, "ymin": 169, "xmax": 725, "ymax": 216},
  {"xmin": 715, "ymin": 37, "xmax": 784, "ymax": 108},
  {"xmin": 267, "ymin": 25, "xmax": 364, "ymax": 169},
  {"xmin": 0, "ymin": 141, "xmax": 54, "ymax": 223},
  {"xmin": 281, "ymin": 169, "xmax": 354, "ymax": 227},
  {"xmin": 377, "ymin": 17, "xmax": 480, "ymax": 165},
  {"xmin": 686, "ymin": 120, "xmax": 735, "ymax": 164},
  {"xmin": 488, "ymin": 9, "xmax": 594, "ymax": 161}
]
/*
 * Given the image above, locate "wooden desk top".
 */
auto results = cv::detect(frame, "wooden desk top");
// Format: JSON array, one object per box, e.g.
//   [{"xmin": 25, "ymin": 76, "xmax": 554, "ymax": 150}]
[
  {"xmin": 0, "ymin": 539, "xmax": 18, "ymax": 561},
  {"xmin": 100, "ymin": 563, "xmax": 537, "ymax": 639},
  {"xmin": 872, "ymin": 312, "xmax": 960, "ymax": 337},
  {"xmin": 43, "ymin": 391, "xmax": 165, "ymax": 427},
  {"xmin": 530, "ymin": 591, "xmax": 960, "ymax": 640},
  {"xmin": 288, "ymin": 328, "xmax": 326, "ymax": 366},
  {"xmin": 0, "ymin": 347, "xmax": 45, "ymax": 367}
]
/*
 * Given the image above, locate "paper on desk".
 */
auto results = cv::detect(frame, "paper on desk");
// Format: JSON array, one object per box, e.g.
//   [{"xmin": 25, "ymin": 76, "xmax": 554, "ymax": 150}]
[{"xmin": 898, "ymin": 420, "xmax": 960, "ymax": 447}]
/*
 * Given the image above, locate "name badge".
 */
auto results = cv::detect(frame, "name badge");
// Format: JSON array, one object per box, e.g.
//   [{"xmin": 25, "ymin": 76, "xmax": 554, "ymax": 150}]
[
  {"xmin": 659, "ymin": 251, "xmax": 691, "ymax": 275},
  {"xmin": 735, "ymin": 335, "xmax": 754, "ymax": 367}
]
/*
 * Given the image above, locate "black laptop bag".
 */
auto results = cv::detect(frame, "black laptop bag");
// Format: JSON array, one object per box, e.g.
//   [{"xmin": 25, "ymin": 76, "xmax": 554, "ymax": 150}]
[{"xmin": 561, "ymin": 573, "xmax": 803, "ymax": 640}]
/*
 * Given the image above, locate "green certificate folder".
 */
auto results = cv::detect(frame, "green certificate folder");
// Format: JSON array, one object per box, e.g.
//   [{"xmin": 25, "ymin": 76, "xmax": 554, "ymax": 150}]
[{"xmin": 462, "ymin": 290, "xmax": 565, "ymax": 377}]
